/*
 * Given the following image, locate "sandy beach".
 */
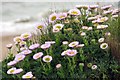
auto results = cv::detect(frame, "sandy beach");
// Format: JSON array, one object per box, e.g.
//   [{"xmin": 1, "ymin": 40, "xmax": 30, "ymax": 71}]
[{"xmin": 0, "ymin": 35, "xmax": 16, "ymax": 61}]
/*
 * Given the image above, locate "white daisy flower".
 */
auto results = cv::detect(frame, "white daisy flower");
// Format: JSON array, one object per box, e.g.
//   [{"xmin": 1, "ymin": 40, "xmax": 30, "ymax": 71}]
[
  {"xmin": 87, "ymin": 16, "xmax": 97, "ymax": 21},
  {"xmin": 49, "ymin": 13, "xmax": 58, "ymax": 23},
  {"xmin": 97, "ymin": 25, "xmax": 108, "ymax": 29},
  {"xmin": 13, "ymin": 68, "xmax": 23, "ymax": 74},
  {"xmin": 22, "ymin": 72, "xmax": 33, "ymax": 79},
  {"xmin": 14, "ymin": 54, "xmax": 25, "ymax": 62},
  {"xmin": 101, "ymin": 5, "xmax": 112, "ymax": 10},
  {"xmin": 98, "ymin": 38, "xmax": 105, "ymax": 43},
  {"xmin": 56, "ymin": 64, "xmax": 62, "ymax": 69},
  {"xmin": 53, "ymin": 28, "xmax": 60, "ymax": 33},
  {"xmin": 43, "ymin": 55, "xmax": 52, "ymax": 63},
  {"xmin": 33, "ymin": 52, "xmax": 43, "ymax": 60},
  {"xmin": 66, "ymin": 49, "xmax": 78, "ymax": 57},
  {"xmin": 76, "ymin": 44, "xmax": 85, "ymax": 48},
  {"xmin": 61, "ymin": 50, "xmax": 68, "ymax": 56},
  {"xmin": 13, "ymin": 36, "xmax": 22, "ymax": 43},
  {"xmin": 75, "ymin": 5, "xmax": 88, "ymax": 10},
  {"xmin": 82, "ymin": 26, "xmax": 88, "ymax": 30},
  {"xmin": 112, "ymin": 15, "xmax": 118, "ymax": 18},
  {"xmin": 7, "ymin": 68, "xmax": 23, "ymax": 74},
  {"xmin": 80, "ymin": 32, "xmax": 86, "ymax": 36},
  {"xmin": 53, "ymin": 24, "xmax": 64, "ymax": 30},
  {"xmin": 91, "ymin": 65, "xmax": 97, "ymax": 70},
  {"xmin": 45, "ymin": 41, "xmax": 56, "ymax": 44},
  {"xmin": 89, "ymin": 5, "xmax": 98, "ymax": 9},
  {"xmin": 88, "ymin": 27, "xmax": 93, "ymax": 30},
  {"xmin": 68, "ymin": 9, "xmax": 81, "ymax": 16},
  {"xmin": 7, "ymin": 60, "xmax": 17, "ymax": 66},
  {"xmin": 21, "ymin": 32, "xmax": 32, "ymax": 40},
  {"xmin": 68, "ymin": 41, "xmax": 79, "ymax": 48},
  {"xmin": 100, "ymin": 43, "xmax": 108, "ymax": 49},
  {"xmin": 6, "ymin": 44, "xmax": 13, "ymax": 49},
  {"xmin": 7, "ymin": 68, "xmax": 16, "ymax": 74},
  {"xmin": 62, "ymin": 41, "xmax": 69, "ymax": 45},
  {"xmin": 41, "ymin": 43, "xmax": 51, "ymax": 50},
  {"xmin": 97, "ymin": 17, "xmax": 108, "ymax": 23}
]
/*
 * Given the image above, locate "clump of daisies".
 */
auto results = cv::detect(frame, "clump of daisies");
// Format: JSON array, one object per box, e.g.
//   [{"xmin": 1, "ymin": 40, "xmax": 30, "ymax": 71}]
[{"xmin": 1, "ymin": 4, "xmax": 120, "ymax": 79}]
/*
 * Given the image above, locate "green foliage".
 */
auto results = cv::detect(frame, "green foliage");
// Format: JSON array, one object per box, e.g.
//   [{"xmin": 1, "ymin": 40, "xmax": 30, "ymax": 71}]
[{"xmin": 1, "ymin": 4, "xmax": 120, "ymax": 80}]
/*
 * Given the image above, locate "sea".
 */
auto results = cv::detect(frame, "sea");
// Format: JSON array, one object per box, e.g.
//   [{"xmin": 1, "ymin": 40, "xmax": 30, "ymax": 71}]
[{"xmin": 0, "ymin": 2, "xmax": 118, "ymax": 36}]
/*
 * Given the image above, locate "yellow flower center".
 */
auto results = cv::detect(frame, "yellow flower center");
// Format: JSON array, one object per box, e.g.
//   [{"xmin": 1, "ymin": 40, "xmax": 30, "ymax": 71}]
[
  {"xmin": 25, "ymin": 75, "xmax": 31, "ymax": 78},
  {"xmin": 45, "ymin": 58, "xmax": 50, "ymax": 61},
  {"xmin": 71, "ymin": 11, "xmax": 78, "ymax": 15},
  {"xmin": 56, "ymin": 26, "xmax": 62, "ymax": 29},
  {"xmin": 18, "ymin": 56, "xmax": 22, "ymax": 60},
  {"xmin": 69, "ymin": 51, "xmax": 74, "ymax": 54},
  {"xmin": 23, "ymin": 34, "xmax": 29, "ymax": 38},
  {"xmin": 10, "ymin": 70, "xmax": 15, "ymax": 73},
  {"xmin": 103, "ymin": 45, "xmax": 107, "ymax": 48},
  {"xmin": 51, "ymin": 16, "xmax": 57, "ymax": 21},
  {"xmin": 37, "ymin": 25, "xmax": 43, "ymax": 29},
  {"xmin": 59, "ymin": 15, "xmax": 65, "ymax": 19}
]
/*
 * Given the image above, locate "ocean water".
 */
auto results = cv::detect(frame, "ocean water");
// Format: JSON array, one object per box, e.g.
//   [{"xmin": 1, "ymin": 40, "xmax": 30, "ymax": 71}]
[{"xmin": 0, "ymin": 2, "xmax": 118, "ymax": 36}]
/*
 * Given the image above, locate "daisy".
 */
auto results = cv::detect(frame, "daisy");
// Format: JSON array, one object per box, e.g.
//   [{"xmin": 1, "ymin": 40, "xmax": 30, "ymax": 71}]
[
  {"xmin": 97, "ymin": 17, "xmax": 108, "ymax": 23},
  {"xmin": 22, "ymin": 72, "xmax": 33, "ymax": 79},
  {"xmin": 88, "ymin": 27, "xmax": 93, "ymax": 30},
  {"xmin": 87, "ymin": 16, "xmax": 97, "ymax": 21},
  {"xmin": 56, "ymin": 64, "xmax": 62, "ymax": 69},
  {"xmin": 68, "ymin": 9, "xmax": 81, "ymax": 16},
  {"xmin": 101, "ymin": 5, "xmax": 112, "ymax": 10},
  {"xmin": 13, "ymin": 68, "xmax": 23, "ymax": 74},
  {"xmin": 49, "ymin": 13, "xmax": 58, "ymax": 23},
  {"xmin": 53, "ymin": 24, "xmax": 64, "ymax": 30},
  {"xmin": 43, "ymin": 55, "xmax": 52, "ymax": 63},
  {"xmin": 13, "ymin": 36, "xmax": 22, "ymax": 43},
  {"xmin": 91, "ymin": 65, "xmax": 97, "ymax": 70},
  {"xmin": 29, "ymin": 43, "xmax": 40, "ymax": 50},
  {"xmin": 33, "ymin": 52, "xmax": 43, "ymax": 60},
  {"xmin": 7, "ymin": 68, "xmax": 17, "ymax": 74},
  {"xmin": 97, "ymin": 25, "xmax": 108, "ymax": 29},
  {"xmin": 98, "ymin": 38, "xmax": 104, "ymax": 43},
  {"xmin": 7, "ymin": 68, "xmax": 23, "ymax": 74},
  {"xmin": 76, "ymin": 5, "xmax": 88, "ymax": 10},
  {"xmin": 14, "ymin": 54, "xmax": 25, "ymax": 62},
  {"xmin": 62, "ymin": 41, "xmax": 69, "ymax": 45},
  {"xmin": 100, "ymin": 43, "xmax": 108, "ymax": 49},
  {"xmin": 21, "ymin": 32, "xmax": 32, "ymax": 40},
  {"xmin": 41, "ymin": 43, "xmax": 51, "ymax": 50},
  {"xmin": 92, "ymin": 20, "xmax": 97, "ymax": 24},
  {"xmin": 112, "ymin": 9, "xmax": 119, "ymax": 15},
  {"xmin": 45, "ymin": 41, "xmax": 56, "ymax": 44},
  {"xmin": 7, "ymin": 60, "xmax": 17, "ymax": 66},
  {"xmin": 61, "ymin": 50, "xmax": 68, "ymax": 56},
  {"xmin": 66, "ymin": 49, "xmax": 78, "ymax": 57},
  {"xmin": 53, "ymin": 28, "xmax": 60, "ymax": 33},
  {"xmin": 6, "ymin": 44, "xmax": 13, "ymax": 49},
  {"xmin": 89, "ymin": 5, "xmax": 98, "ymax": 9},
  {"xmin": 37, "ymin": 24, "xmax": 45, "ymax": 29},
  {"xmin": 80, "ymin": 32, "xmax": 86, "ymax": 36},
  {"xmin": 68, "ymin": 41, "xmax": 79, "ymax": 48},
  {"xmin": 58, "ymin": 13, "xmax": 67, "ymax": 20},
  {"xmin": 76, "ymin": 44, "xmax": 85, "ymax": 48},
  {"xmin": 20, "ymin": 46, "xmax": 28, "ymax": 51},
  {"xmin": 112, "ymin": 15, "xmax": 118, "ymax": 18},
  {"xmin": 82, "ymin": 26, "xmax": 88, "ymax": 30},
  {"xmin": 20, "ymin": 49, "xmax": 32, "ymax": 55},
  {"xmin": 103, "ymin": 10, "xmax": 113, "ymax": 15},
  {"xmin": 19, "ymin": 41, "xmax": 26, "ymax": 47}
]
